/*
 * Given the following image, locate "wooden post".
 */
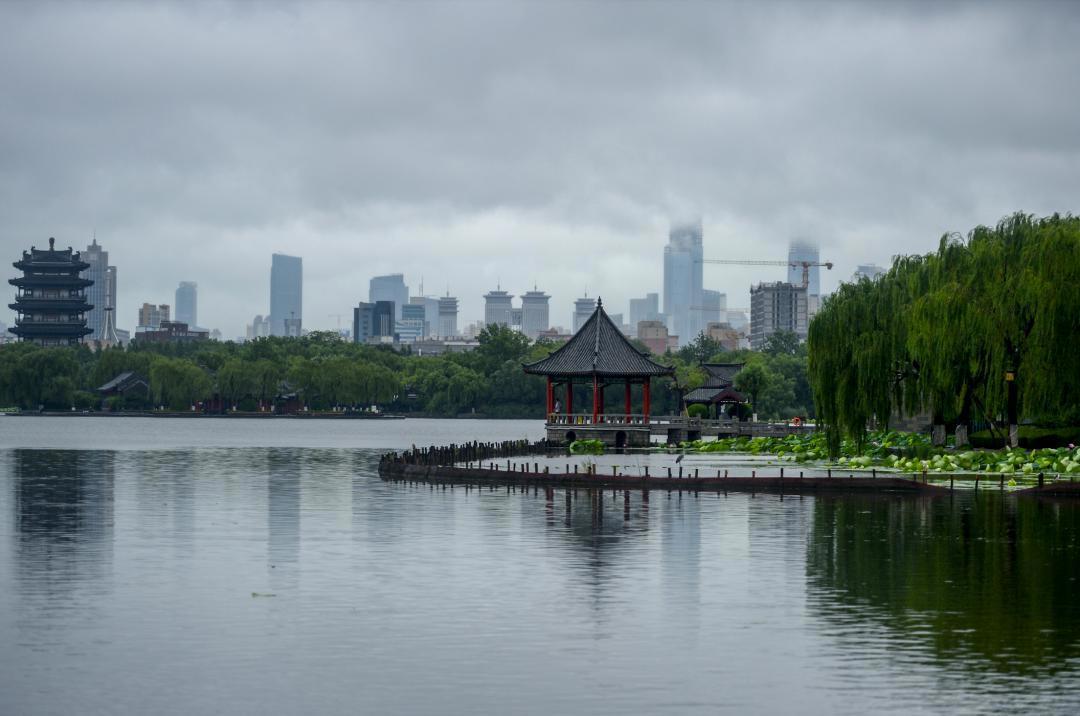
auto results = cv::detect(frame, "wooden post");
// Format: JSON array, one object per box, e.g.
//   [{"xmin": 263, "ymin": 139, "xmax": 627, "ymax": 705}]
[
  {"xmin": 592, "ymin": 374, "xmax": 599, "ymax": 424},
  {"xmin": 546, "ymin": 376, "xmax": 553, "ymax": 418},
  {"xmin": 625, "ymin": 381, "xmax": 632, "ymax": 422},
  {"xmin": 643, "ymin": 380, "xmax": 651, "ymax": 424},
  {"xmin": 566, "ymin": 380, "xmax": 573, "ymax": 418}
]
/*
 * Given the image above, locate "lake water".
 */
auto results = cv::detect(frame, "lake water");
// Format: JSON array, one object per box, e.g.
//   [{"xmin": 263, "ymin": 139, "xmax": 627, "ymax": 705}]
[{"xmin": 2, "ymin": 417, "xmax": 1079, "ymax": 715}]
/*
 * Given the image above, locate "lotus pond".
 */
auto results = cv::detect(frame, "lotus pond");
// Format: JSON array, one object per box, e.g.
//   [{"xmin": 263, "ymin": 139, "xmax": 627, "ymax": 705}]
[{"xmin": 676, "ymin": 431, "xmax": 1080, "ymax": 487}]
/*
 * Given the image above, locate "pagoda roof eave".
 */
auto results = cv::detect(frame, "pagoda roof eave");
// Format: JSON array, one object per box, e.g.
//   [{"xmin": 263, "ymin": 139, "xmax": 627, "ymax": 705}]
[{"xmin": 521, "ymin": 300, "xmax": 675, "ymax": 379}]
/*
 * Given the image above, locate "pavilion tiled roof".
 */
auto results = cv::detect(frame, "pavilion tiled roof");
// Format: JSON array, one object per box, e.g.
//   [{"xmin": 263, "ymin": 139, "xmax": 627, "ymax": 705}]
[
  {"xmin": 523, "ymin": 299, "xmax": 675, "ymax": 378},
  {"xmin": 683, "ymin": 386, "xmax": 747, "ymax": 404},
  {"xmin": 702, "ymin": 363, "xmax": 743, "ymax": 387}
]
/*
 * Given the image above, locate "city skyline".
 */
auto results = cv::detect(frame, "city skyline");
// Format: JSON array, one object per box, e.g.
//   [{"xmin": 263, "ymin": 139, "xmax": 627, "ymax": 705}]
[{"xmin": 1, "ymin": 3, "xmax": 1076, "ymax": 338}]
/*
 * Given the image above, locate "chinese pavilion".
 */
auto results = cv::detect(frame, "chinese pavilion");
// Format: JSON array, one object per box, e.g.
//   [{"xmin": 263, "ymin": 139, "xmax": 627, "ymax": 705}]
[
  {"xmin": 9, "ymin": 238, "xmax": 94, "ymax": 346},
  {"xmin": 682, "ymin": 363, "xmax": 747, "ymax": 418},
  {"xmin": 523, "ymin": 298, "xmax": 674, "ymax": 446}
]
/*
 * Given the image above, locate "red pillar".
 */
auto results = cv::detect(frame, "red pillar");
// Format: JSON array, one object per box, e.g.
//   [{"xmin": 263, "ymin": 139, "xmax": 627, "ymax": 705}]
[
  {"xmin": 566, "ymin": 380, "xmax": 573, "ymax": 418},
  {"xmin": 592, "ymin": 375, "xmax": 599, "ymax": 424},
  {"xmin": 625, "ymin": 381, "xmax": 632, "ymax": 421},
  {"xmin": 546, "ymin": 376, "xmax": 553, "ymax": 418},
  {"xmin": 643, "ymin": 380, "xmax": 651, "ymax": 424}
]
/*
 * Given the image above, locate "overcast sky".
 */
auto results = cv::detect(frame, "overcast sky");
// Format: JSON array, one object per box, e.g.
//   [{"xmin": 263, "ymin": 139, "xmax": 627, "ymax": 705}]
[{"xmin": 2, "ymin": 1, "xmax": 1078, "ymax": 337}]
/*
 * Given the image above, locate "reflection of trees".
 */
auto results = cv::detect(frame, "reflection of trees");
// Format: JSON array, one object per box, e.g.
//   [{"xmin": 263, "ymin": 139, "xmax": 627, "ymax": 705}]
[
  {"xmin": 807, "ymin": 494, "xmax": 1080, "ymax": 675},
  {"xmin": 12, "ymin": 449, "xmax": 115, "ymax": 591}
]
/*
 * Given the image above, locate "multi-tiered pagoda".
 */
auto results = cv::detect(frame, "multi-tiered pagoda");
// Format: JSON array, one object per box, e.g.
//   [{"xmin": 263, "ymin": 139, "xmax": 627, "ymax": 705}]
[{"xmin": 8, "ymin": 238, "xmax": 94, "ymax": 346}]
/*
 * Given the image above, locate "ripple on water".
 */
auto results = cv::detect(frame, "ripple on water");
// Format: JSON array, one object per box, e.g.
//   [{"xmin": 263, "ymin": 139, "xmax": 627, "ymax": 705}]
[{"xmin": 0, "ymin": 430, "xmax": 1079, "ymax": 715}]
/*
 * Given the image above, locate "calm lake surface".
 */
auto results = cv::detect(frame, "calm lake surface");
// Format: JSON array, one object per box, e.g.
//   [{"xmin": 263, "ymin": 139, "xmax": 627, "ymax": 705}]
[{"xmin": 2, "ymin": 417, "xmax": 1080, "ymax": 715}]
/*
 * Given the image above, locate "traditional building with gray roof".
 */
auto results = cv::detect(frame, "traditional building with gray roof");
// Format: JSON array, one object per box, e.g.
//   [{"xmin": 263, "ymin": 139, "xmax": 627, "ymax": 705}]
[{"xmin": 523, "ymin": 299, "xmax": 674, "ymax": 446}]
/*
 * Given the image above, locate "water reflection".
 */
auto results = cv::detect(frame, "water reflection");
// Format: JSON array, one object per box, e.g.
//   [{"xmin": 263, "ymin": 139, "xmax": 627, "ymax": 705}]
[
  {"xmin": 806, "ymin": 493, "xmax": 1080, "ymax": 676},
  {"xmin": 267, "ymin": 449, "xmax": 301, "ymax": 569},
  {"xmin": 11, "ymin": 449, "xmax": 115, "ymax": 595}
]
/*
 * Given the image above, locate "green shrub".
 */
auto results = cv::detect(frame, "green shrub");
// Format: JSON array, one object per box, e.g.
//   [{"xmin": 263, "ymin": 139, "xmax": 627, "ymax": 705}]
[{"xmin": 687, "ymin": 404, "xmax": 709, "ymax": 419}]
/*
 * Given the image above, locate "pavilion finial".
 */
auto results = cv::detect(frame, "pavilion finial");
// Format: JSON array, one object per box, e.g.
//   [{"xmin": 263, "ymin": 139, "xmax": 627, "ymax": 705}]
[
  {"xmin": 49, "ymin": 237, "xmax": 55, "ymax": 250},
  {"xmin": 596, "ymin": 296, "xmax": 602, "ymax": 309}
]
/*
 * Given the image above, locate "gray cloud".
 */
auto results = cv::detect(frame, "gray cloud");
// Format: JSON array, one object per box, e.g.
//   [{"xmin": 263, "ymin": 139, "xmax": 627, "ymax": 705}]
[{"xmin": 2, "ymin": 1, "xmax": 1078, "ymax": 336}]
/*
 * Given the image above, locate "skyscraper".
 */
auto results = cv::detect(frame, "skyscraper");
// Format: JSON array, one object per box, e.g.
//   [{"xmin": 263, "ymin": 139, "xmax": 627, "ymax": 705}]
[
  {"xmin": 787, "ymin": 240, "xmax": 820, "ymax": 294},
  {"xmin": 750, "ymin": 282, "xmax": 808, "ymax": 349},
  {"xmin": 484, "ymin": 289, "xmax": 514, "ymax": 327},
  {"xmin": 352, "ymin": 301, "xmax": 396, "ymax": 343},
  {"xmin": 137, "ymin": 303, "xmax": 170, "ymax": 330},
  {"xmin": 175, "ymin": 281, "xmax": 197, "ymax": 328},
  {"xmin": 409, "ymin": 296, "xmax": 440, "ymax": 338},
  {"xmin": 269, "ymin": 253, "xmax": 302, "ymax": 337},
  {"xmin": 520, "ymin": 288, "xmax": 550, "ymax": 339},
  {"xmin": 629, "ymin": 293, "xmax": 662, "ymax": 334},
  {"xmin": 663, "ymin": 221, "xmax": 704, "ymax": 346},
  {"xmin": 573, "ymin": 296, "xmax": 596, "ymax": 333},
  {"xmin": 701, "ymin": 289, "xmax": 726, "ymax": 328},
  {"xmin": 370, "ymin": 274, "xmax": 409, "ymax": 322},
  {"xmin": 398, "ymin": 303, "xmax": 426, "ymax": 343},
  {"xmin": 81, "ymin": 238, "xmax": 116, "ymax": 342},
  {"xmin": 853, "ymin": 264, "xmax": 886, "ymax": 281},
  {"xmin": 437, "ymin": 293, "xmax": 459, "ymax": 338}
]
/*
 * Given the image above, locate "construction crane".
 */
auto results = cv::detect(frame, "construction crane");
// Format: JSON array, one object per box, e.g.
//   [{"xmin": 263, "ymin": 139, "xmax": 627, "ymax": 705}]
[{"xmin": 698, "ymin": 259, "xmax": 833, "ymax": 289}]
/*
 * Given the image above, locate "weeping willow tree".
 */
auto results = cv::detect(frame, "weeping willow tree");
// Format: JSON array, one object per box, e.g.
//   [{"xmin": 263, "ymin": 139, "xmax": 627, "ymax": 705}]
[{"xmin": 809, "ymin": 212, "xmax": 1080, "ymax": 455}]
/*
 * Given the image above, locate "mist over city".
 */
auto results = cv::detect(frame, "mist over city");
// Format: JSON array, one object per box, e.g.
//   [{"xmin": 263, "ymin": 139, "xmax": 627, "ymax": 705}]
[{"xmin": 2, "ymin": 2, "xmax": 1077, "ymax": 340}]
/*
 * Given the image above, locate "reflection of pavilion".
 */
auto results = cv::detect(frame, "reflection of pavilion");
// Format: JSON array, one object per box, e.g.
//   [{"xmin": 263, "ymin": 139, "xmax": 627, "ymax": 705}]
[
  {"xmin": 524, "ymin": 299, "xmax": 674, "ymax": 447},
  {"xmin": 11, "ymin": 449, "xmax": 115, "ymax": 591}
]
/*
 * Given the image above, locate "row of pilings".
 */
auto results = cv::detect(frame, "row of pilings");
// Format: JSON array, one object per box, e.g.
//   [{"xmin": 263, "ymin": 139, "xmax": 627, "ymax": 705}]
[{"xmin": 380, "ymin": 439, "xmax": 553, "ymax": 469}]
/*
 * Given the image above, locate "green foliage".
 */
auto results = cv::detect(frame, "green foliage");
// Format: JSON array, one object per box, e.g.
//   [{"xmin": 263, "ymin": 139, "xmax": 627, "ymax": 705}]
[
  {"xmin": 0, "ymin": 329, "xmax": 539, "ymax": 416},
  {"xmin": 687, "ymin": 403, "xmax": 709, "ymax": 419},
  {"xmin": 809, "ymin": 212, "xmax": 1080, "ymax": 456},
  {"xmin": 683, "ymin": 429, "xmax": 1080, "ymax": 484},
  {"xmin": 569, "ymin": 439, "xmax": 605, "ymax": 455}
]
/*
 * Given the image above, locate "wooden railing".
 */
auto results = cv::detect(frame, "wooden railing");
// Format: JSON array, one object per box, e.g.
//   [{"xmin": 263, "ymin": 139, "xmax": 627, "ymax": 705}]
[
  {"xmin": 547, "ymin": 413, "xmax": 651, "ymax": 426},
  {"xmin": 545, "ymin": 414, "xmax": 816, "ymax": 435}
]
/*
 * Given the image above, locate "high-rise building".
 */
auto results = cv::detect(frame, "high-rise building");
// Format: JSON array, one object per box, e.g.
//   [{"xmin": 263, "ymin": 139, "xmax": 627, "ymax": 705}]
[
  {"xmin": 484, "ymin": 289, "xmax": 514, "ymax": 327},
  {"xmin": 81, "ymin": 238, "xmax": 117, "ymax": 342},
  {"xmin": 749, "ymin": 282, "xmax": 808, "ymax": 349},
  {"xmin": 247, "ymin": 314, "xmax": 271, "ymax": 340},
  {"xmin": 787, "ymin": 240, "xmax": 820, "ymax": 294},
  {"xmin": 373, "ymin": 300, "xmax": 395, "ymax": 340},
  {"xmin": 270, "ymin": 254, "xmax": 302, "ymax": 337},
  {"xmin": 408, "ymin": 296, "xmax": 440, "ymax": 338},
  {"xmin": 137, "ymin": 303, "xmax": 170, "ymax": 331},
  {"xmin": 573, "ymin": 296, "xmax": 596, "ymax": 333},
  {"xmin": 9, "ymin": 238, "xmax": 94, "ymax": 346},
  {"xmin": 520, "ymin": 288, "xmax": 550, "ymax": 339},
  {"xmin": 637, "ymin": 320, "xmax": 677, "ymax": 355},
  {"xmin": 701, "ymin": 289, "xmax": 726, "ymax": 328},
  {"xmin": 853, "ymin": 263, "xmax": 886, "ymax": 282},
  {"xmin": 663, "ymin": 221, "xmax": 704, "ymax": 346},
  {"xmin": 629, "ymin": 293, "xmax": 662, "ymax": 334},
  {"xmin": 175, "ymin": 281, "xmax": 197, "ymax": 328},
  {"xmin": 437, "ymin": 294, "xmax": 459, "ymax": 338},
  {"xmin": 370, "ymin": 274, "xmax": 409, "ymax": 322},
  {"xmin": 352, "ymin": 303, "xmax": 373, "ymax": 344},
  {"xmin": 726, "ymin": 310, "xmax": 749, "ymax": 332},
  {"xmin": 398, "ymin": 303, "xmax": 426, "ymax": 343},
  {"xmin": 352, "ymin": 300, "xmax": 396, "ymax": 343}
]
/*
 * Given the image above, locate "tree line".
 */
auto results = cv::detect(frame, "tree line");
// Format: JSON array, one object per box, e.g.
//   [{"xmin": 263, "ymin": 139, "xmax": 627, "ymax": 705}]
[
  {"xmin": 808, "ymin": 212, "xmax": 1080, "ymax": 454},
  {"xmin": 0, "ymin": 320, "xmax": 808, "ymax": 418}
]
